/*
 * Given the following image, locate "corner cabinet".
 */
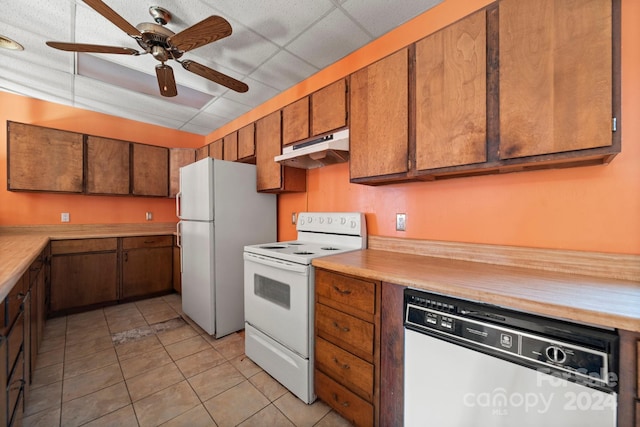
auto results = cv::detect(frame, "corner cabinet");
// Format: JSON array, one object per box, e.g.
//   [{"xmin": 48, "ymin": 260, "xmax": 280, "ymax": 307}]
[
  {"xmin": 255, "ymin": 110, "xmax": 306, "ymax": 193},
  {"xmin": 314, "ymin": 269, "xmax": 381, "ymax": 427}
]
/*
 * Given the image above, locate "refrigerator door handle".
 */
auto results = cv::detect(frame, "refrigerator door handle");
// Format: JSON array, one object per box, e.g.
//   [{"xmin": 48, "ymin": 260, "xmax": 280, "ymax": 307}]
[
  {"xmin": 176, "ymin": 191, "xmax": 182, "ymax": 219},
  {"xmin": 176, "ymin": 221, "xmax": 182, "ymax": 248}
]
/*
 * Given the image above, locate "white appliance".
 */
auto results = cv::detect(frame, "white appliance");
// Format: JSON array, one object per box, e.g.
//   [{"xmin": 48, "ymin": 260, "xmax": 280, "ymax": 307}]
[
  {"xmin": 243, "ymin": 212, "xmax": 367, "ymax": 404},
  {"xmin": 177, "ymin": 158, "xmax": 276, "ymax": 337},
  {"xmin": 404, "ymin": 288, "xmax": 618, "ymax": 427},
  {"xmin": 274, "ymin": 129, "xmax": 349, "ymax": 169}
]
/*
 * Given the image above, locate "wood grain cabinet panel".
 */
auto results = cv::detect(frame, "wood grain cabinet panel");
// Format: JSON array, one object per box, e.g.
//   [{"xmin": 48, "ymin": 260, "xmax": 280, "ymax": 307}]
[
  {"xmin": 132, "ymin": 143, "xmax": 169, "ymax": 197},
  {"xmin": 7, "ymin": 121, "xmax": 83, "ymax": 193},
  {"xmin": 282, "ymin": 97, "xmax": 309, "ymax": 146},
  {"xmin": 415, "ymin": 9, "xmax": 487, "ymax": 170},
  {"xmin": 122, "ymin": 247, "xmax": 173, "ymax": 299},
  {"xmin": 86, "ymin": 136, "xmax": 130, "ymax": 195},
  {"xmin": 169, "ymin": 148, "xmax": 195, "ymax": 197},
  {"xmin": 237, "ymin": 123, "xmax": 256, "ymax": 161},
  {"xmin": 316, "ymin": 371, "xmax": 374, "ymax": 427},
  {"xmin": 350, "ymin": 49, "xmax": 409, "ymax": 180},
  {"xmin": 195, "ymin": 145, "xmax": 209, "ymax": 161},
  {"xmin": 209, "ymin": 139, "xmax": 223, "ymax": 160},
  {"xmin": 499, "ymin": 0, "xmax": 613, "ymax": 159},
  {"xmin": 316, "ymin": 337, "xmax": 374, "ymax": 401},
  {"xmin": 311, "ymin": 79, "xmax": 347, "ymax": 136},
  {"xmin": 223, "ymin": 132, "xmax": 238, "ymax": 161},
  {"xmin": 0, "ymin": 338, "xmax": 6, "ymax": 427}
]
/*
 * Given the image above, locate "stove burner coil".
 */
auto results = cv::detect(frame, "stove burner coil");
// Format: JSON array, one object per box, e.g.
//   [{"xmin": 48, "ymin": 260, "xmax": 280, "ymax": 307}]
[
  {"xmin": 293, "ymin": 251, "xmax": 314, "ymax": 255},
  {"xmin": 321, "ymin": 247, "xmax": 340, "ymax": 250},
  {"xmin": 260, "ymin": 245, "xmax": 287, "ymax": 249}
]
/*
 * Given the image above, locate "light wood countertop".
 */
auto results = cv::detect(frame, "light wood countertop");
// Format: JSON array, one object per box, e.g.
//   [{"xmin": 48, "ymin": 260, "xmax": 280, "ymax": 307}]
[
  {"xmin": 313, "ymin": 249, "xmax": 640, "ymax": 333},
  {"xmin": 0, "ymin": 223, "xmax": 177, "ymax": 301}
]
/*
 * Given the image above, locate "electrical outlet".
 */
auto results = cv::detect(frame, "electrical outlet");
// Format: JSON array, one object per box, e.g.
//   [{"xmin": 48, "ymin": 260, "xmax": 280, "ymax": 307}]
[
  {"xmin": 61, "ymin": 212, "xmax": 70, "ymax": 223},
  {"xmin": 292, "ymin": 212, "xmax": 297, "ymax": 224},
  {"xmin": 396, "ymin": 213, "xmax": 406, "ymax": 231},
  {"xmin": 145, "ymin": 212, "xmax": 153, "ymax": 221}
]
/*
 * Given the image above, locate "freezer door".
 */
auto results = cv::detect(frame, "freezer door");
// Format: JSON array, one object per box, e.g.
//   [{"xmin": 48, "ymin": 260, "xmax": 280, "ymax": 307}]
[
  {"xmin": 178, "ymin": 158, "xmax": 214, "ymax": 221},
  {"xmin": 181, "ymin": 220, "xmax": 216, "ymax": 334}
]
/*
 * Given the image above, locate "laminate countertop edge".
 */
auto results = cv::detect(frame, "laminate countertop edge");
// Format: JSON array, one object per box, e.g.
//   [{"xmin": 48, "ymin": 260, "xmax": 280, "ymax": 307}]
[
  {"xmin": 0, "ymin": 224, "xmax": 177, "ymax": 301},
  {"xmin": 312, "ymin": 249, "xmax": 640, "ymax": 333}
]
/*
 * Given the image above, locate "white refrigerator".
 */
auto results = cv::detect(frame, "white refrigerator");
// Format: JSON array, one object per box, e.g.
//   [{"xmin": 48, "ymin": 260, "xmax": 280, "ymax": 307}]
[{"xmin": 177, "ymin": 158, "xmax": 276, "ymax": 337}]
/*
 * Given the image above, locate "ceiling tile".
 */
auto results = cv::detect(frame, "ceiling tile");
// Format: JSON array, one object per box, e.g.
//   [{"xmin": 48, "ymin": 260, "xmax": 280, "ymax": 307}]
[
  {"xmin": 203, "ymin": 97, "xmax": 253, "ymax": 120},
  {"xmin": 223, "ymin": 77, "xmax": 279, "ymax": 108},
  {"xmin": 0, "ymin": 55, "xmax": 73, "ymax": 104},
  {"xmin": 249, "ymin": 50, "xmax": 318, "ymax": 91}
]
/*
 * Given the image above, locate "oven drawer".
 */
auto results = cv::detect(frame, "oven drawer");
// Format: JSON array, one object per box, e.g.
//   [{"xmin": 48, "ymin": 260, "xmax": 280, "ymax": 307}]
[
  {"xmin": 315, "ymin": 370, "xmax": 373, "ymax": 427},
  {"xmin": 316, "ymin": 303, "xmax": 374, "ymax": 361},
  {"xmin": 315, "ymin": 337, "xmax": 373, "ymax": 401},
  {"xmin": 315, "ymin": 270, "xmax": 375, "ymax": 319}
]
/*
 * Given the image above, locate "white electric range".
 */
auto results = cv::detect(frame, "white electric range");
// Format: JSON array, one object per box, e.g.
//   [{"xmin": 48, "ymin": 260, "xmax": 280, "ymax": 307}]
[{"xmin": 243, "ymin": 212, "xmax": 367, "ymax": 404}]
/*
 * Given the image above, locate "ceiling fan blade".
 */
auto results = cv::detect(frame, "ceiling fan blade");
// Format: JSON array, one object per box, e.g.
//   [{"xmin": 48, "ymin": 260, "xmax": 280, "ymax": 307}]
[
  {"xmin": 155, "ymin": 64, "xmax": 178, "ymax": 97},
  {"xmin": 168, "ymin": 16, "xmax": 232, "ymax": 52},
  {"xmin": 46, "ymin": 41, "xmax": 139, "ymax": 55},
  {"xmin": 181, "ymin": 60, "xmax": 248, "ymax": 93},
  {"xmin": 82, "ymin": 0, "xmax": 142, "ymax": 37}
]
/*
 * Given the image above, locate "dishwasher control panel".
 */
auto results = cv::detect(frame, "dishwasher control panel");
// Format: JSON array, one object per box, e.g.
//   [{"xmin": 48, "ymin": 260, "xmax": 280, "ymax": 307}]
[{"xmin": 404, "ymin": 288, "xmax": 618, "ymax": 391}]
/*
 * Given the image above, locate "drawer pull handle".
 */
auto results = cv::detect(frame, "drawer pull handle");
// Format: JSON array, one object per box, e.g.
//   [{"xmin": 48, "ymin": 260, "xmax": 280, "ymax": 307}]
[
  {"xmin": 332, "ymin": 321, "xmax": 350, "ymax": 332},
  {"xmin": 332, "ymin": 286, "xmax": 352, "ymax": 296},
  {"xmin": 333, "ymin": 357, "xmax": 350, "ymax": 370},
  {"xmin": 144, "ymin": 240, "xmax": 155, "ymax": 244},
  {"xmin": 331, "ymin": 393, "xmax": 350, "ymax": 407}
]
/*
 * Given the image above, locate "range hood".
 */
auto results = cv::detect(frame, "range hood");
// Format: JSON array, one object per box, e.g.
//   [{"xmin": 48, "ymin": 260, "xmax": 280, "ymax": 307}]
[{"xmin": 275, "ymin": 129, "xmax": 349, "ymax": 169}]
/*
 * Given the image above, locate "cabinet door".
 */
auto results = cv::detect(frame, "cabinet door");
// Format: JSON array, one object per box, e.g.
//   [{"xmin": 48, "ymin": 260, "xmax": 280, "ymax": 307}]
[
  {"xmin": 7, "ymin": 121, "xmax": 83, "ymax": 192},
  {"xmin": 122, "ymin": 247, "xmax": 173, "ymax": 299},
  {"xmin": 209, "ymin": 139, "xmax": 223, "ymax": 160},
  {"xmin": 311, "ymin": 79, "xmax": 347, "ymax": 136},
  {"xmin": 350, "ymin": 49, "xmax": 409, "ymax": 180},
  {"xmin": 415, "ymin": 10, "xmax": 487, "ymax": 170},
  {"xmin": 223, "ymin": 132, "xmax": 238, "ymax": 161},
  {"xmin": 238, "ymin": 123, "xmax": 256, "ymax": 160},
  {"xmin": 256, "ymin": 111, "xmax": 283, "ymax": 191},
  {"xmin": 195, "ymin": 145, "xmax": 209, "ymax": 161},
  {"xmin": 499, "ymin": 0, "xmax": 612, "ymax": 158},
  {"xmin": 132, "ymin": 143, "xmax": 169, "ymax": 197},
  {"xmin": 169, "ymin": 148, "xmax": 195, "ymax": 198},
  {"xmin": 282, "ymin": 97, "xmax": 309, "ymax": 146},
  {"xmin": 0, "ymin": 338, "xmax": 6, "ymax": 427},
  {"xmin": 50, "ymin": 252, "xmax": 118, "ymax": 312},
  {"xmin": 86, "ymin": 136, "xmax": 130, "ymax": 195}
]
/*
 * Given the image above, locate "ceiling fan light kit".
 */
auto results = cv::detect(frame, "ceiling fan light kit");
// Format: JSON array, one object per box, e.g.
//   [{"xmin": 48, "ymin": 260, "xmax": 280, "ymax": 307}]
[{"xmin": 46, "ymin": 0, "xmax": 248, "ymax": 97}]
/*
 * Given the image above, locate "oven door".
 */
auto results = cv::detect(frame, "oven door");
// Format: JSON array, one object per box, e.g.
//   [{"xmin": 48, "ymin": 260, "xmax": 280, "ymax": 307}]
[{"xmin": 243, "ymin": 252, "xmax": 311, "ymax": 357}]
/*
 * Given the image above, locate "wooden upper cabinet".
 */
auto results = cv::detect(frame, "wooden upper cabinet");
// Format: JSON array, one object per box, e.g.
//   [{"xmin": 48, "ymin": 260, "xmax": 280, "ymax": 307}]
[
  {"xmin": 311, "ymin": 79, "xmax": 347, "ymax": 136},
  {"xmin": 256, "ymin": 111, "xmax": 283, "ymax": 191},
  {"xmin": 209, "ymin": 139, "xmax": 223, "ymax": 160},
  {"xmin": 282, "ymin": 97, "xmax": 310, "ymax": 146},
  {"xmin": 238, "ymin": 123, "xmax": 256, "ymax": 161},
  {"xmin": 86, "ymin": 136, "xmax": 130, "ymax": 195},
  {"xmin": 499, "ymin": 0, "xmax": 613, "ymax": 159},
  {"xmin": 132, "ymin": 144, "xmax": 169, "ymax": 197},
  {"xmin": 223, "ymin": 132, "xmax": 238, "ymax": 161},
  {"xmin": 195, "ymin": 145, "xmax": 209, "ymax": 161},
  {"xmin": 169, "ymin": 148, "xmax": 195, "ymax": 197},
  {"xmin": 7, "ymin": 121, "xmax": 83, "ymax": 193},
  {"xmin": 415, "ymin": 10, "xmax": 487, "ymax": 171},
  {"xmin": 350, "ymin": 49, "xmax": 409, "ymax": 181}
]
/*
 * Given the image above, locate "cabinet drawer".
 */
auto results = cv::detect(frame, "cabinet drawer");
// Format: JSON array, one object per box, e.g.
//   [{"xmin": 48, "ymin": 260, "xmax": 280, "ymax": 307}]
[
  {"xmin": 316, "ymin": 370, "xmax": 373, "ymax": 427},
  {"xmin": 316, "ymin": 303, "xmax": 374, "ymax": 360},
  {"xmin": 8, "ymin": 313, "xmax": 24, "ymax": 373},
  {"xmin": 122, "ymin": 235, "xmax": 173, "ymax": 250},
  {"xmin": 51, "ymin": 238, "xmax": 117, "ymax": 254},
  {"xmin": 316, "ymin": 270, "xmax": 376, "ymax": 317},
  {"xmin": 316, "ymin": 337, "xmax": 373, "ymax": 401},
  {"xmin": 7, "ymin": 350, "xmax": 24, "ymax": 423}
]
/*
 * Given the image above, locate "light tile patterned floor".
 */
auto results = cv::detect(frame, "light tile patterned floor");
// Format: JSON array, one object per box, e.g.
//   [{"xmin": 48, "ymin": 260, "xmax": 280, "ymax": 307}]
[{"xmin": 24, "ymin": 294, "xmax": 353, "ymax": 427}]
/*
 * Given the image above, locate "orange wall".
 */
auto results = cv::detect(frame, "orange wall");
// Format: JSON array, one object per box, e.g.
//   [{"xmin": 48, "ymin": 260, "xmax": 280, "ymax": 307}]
[
  {"xmin": 212, "ymin": 0, "xmax": 640, "ymax": 255},
  {"xmin": 0, "ymin": 92, "xmax": 202, "ymax": 225}
]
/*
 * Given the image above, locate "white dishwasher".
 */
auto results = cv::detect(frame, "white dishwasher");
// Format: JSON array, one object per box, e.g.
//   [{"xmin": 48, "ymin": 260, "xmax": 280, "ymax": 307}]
[{"xmin": 403, "ymin": 288, "xmax": 618, "ymax": 427}]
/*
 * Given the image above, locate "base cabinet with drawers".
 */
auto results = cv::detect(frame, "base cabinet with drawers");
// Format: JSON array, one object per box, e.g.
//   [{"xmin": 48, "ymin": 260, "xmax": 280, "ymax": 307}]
[{"xmin": 314, "ymin": 269, "xmax": 381, "ymax": 427}]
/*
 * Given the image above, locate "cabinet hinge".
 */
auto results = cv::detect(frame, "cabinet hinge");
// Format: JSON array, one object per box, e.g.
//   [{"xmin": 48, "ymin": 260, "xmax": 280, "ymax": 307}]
[{"xmin": 612, "ymin": 117, "xmax": 617, "ymax": 132}]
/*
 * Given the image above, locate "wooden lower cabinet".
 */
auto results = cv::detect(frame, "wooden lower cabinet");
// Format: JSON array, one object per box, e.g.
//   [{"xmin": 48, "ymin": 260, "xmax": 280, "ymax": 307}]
[
  {"xmin": 0, "ymin": 337, "xmax": 6, "ymax": 427},
  {"xmin": 314, "ymin": 269, "xmax": 380, "ymax": 426},
  {"xmin": 173, "ymin": 237, "xmax": 181, "ymax": 293},
  {"xmin": 122, "ymin": 236, "xmax": 173, "ymax": 299}
]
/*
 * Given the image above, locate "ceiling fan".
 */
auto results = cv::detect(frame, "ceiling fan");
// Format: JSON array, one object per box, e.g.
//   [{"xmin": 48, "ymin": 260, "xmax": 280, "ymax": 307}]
[{"xmin": 46, "ymin": 0, "xmax": 248, "ymax": 97}]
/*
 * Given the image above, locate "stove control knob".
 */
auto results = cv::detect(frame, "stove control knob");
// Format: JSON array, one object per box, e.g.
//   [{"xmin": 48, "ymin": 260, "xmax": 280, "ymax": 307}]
[
  {"xmin": 327, "ymin": 217, "xmax": 333, "ymax": 224},
  {"xmin": 299, "ymin": 218, "xmax": 305, "ymax": 225},
  {"xmin": 308, "ymin": 217, "xmax": 313, "ymax": 223},
  {"xmin": 340, "ymin": 217, "xmax": 346, "ymax": 225},
  {"xmin": 350, "ymin": 220, "xmax": 356, "ymax": 228},
  {"xmin": 319, "ymin": 217, "xmax": 324, "ymax": 224}
]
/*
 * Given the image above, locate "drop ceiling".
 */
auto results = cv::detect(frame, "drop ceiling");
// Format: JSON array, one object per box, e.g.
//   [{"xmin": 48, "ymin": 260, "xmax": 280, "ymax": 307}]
[{"xmin": 0, "ymin": 0, "xmax": 442, "ymax": 135}]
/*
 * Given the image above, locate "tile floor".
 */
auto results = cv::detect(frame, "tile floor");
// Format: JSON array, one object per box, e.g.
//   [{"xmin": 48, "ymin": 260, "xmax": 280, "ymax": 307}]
[{"xmin": 23, "ymin": 293, "xmax": 352, "ymax": 427}]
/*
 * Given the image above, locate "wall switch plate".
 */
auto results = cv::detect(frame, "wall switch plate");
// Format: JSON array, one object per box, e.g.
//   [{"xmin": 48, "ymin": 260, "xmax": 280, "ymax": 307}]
[
  {"xmin": 145, "ymin": 212, "xmax": 153, "ymax": 221},
  {"xmin": 61, "ymin": 212, "xmax": 70, "ymax": 223},
  {"xmin": 396, "ymin": 213, "xmax": 406, "ymax": 231}
]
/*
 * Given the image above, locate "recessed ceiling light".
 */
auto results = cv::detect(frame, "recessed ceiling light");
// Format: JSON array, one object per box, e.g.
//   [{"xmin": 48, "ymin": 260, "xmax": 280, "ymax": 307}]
[{"xmin": 0, "ymin": 35, "xmax": 24, "ymax": 51}]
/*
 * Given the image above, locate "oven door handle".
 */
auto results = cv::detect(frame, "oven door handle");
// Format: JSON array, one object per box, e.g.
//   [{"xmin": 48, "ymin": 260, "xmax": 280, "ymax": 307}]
[{"xmin": 244, "ymin": 252, "xmax": 309, "ymax": 274}]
